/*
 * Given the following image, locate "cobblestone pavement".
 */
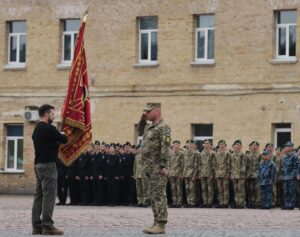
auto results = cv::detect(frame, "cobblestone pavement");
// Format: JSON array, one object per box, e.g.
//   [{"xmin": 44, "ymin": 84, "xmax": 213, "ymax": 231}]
[{"xmin": 1, "ymin": 195, "xmax": 300, "ymax": 237}]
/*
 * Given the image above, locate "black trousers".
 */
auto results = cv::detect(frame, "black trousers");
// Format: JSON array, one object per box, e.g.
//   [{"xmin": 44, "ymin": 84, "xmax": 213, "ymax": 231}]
[
  {"xmin": 80, "ymin": 177, "xmax": 92, "ymax": 204},
  {"xmin": 92, "ymin": 177, "xmax": 105, "ymax": 205},
  {"xmin": 107, "ymin": 177, "xmax": 118, "ymax": 205},
  {"xmin": 57, "ymin": 174, "xmax": 68, "ymax": 204},
  {"xmin": 67, "ymin": 176, "xmax": 80, "ymax": 205}
]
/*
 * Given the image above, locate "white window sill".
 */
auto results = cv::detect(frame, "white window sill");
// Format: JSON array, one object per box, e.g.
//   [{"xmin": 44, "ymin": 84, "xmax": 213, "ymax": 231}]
[
  {"xmin": 133, "ymin": 62, "xmax": 159, "ymax": 68},
  {"xmin": 3, "ymin": 64, "xmax": 26, "ymax": 71},
  {"xmin": 57, "ymin": 63, "xmax": 71, "ymax": 70},
  {"xmin": 0, "ymin": 170, "xmax": 25, "ymax": 174},
  {"xmin": 270, "ymin": 58, "xmax": 297, "ymax": 64},
  {"xmin": 191, "ymin": 60, "xmax": 216, "ymax": 67}
]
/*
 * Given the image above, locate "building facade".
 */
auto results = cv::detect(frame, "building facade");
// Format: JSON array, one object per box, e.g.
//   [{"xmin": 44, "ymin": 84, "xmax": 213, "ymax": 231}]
[{"xmin": 0, "ymin": 0, "xmax": 300, "ymax": 193}]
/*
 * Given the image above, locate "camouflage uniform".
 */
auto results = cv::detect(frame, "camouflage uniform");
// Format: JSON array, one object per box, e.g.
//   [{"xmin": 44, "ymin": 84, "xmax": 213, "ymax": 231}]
[
  {"xmin": 182, "ymin": 150, "xmax": 199, "ymax": 206},
  {"xmin": 230, "ymin": 151, "xmax": 247, "ymax": 207},
  {"xmin": 246, "ymin": 151, "xmax": 262, "ymax": 207},
  {"xmin": 142, "ymin": 119, "xmax": 171, "ymax": 226},
  {"xmin": 198, "ymin": 150, "xmax": 215, "ymax": 206},
  {"xmin": 213, "ymin": 150, "xmax": 231, "ymax": 206},
  {"xmin": 133, "ymin": 152, "xmax": 148, "ymax": 206},
  {"xmin": 169, "ymin": 150, "xmax": 184, "ymax": 206},
  {"xmin": 272, "ymin": 154, "xmax": 282, "ymax": 206},
  {"xmin": 281, "ymin": 151, "xmax": 299, "ymax": 209},
  {"xmin": 258, "ymin": 158, "xmax": 276, "ymax": 208}
]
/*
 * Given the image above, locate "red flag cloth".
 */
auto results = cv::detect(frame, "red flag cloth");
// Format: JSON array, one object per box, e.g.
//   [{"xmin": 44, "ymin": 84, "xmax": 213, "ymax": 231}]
[{"xmin": 59, "ymin": 21, "xmax": 92, "ymax": 166}]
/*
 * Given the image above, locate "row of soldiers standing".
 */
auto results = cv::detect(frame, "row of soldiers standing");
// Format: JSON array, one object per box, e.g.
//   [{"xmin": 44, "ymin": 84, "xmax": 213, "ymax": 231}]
[
  {"xmin": 56, "ymin": 138, "xmax": 300, "ymax": 210},
  {"xmin": 56, "ymin": 141, "xmax": 138, "ymax": 206},
  {"xmin": 134, "ymin": 139, "xmax": 300, "ymax": 209}
]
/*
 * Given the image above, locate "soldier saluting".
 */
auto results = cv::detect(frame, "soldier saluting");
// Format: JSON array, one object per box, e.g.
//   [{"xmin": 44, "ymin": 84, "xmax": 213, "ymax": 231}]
[{"xmin": 139, "ymin": 103, "xmax": 171, "ymax": 235}]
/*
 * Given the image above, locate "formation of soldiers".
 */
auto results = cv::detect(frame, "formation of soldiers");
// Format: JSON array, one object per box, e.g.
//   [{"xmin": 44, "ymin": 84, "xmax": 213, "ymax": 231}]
[
  {"xmin": 56, "ymin": 138, "xmax": 300, "ymax": 210},
  {"xmin": 56, "ymin": 141, "xmax": 138, "ymax": 206},
  {"xmin": 167, "ymin": 139, "xmax": 300, "ymax": 210}
]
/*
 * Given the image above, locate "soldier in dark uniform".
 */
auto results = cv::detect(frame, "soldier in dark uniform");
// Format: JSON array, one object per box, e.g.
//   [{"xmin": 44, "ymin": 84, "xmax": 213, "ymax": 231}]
[
  {"xmin": 130, "ymin": 145, "xmax": 138, "ymax": 206},
  {"xmin": 125, "ymin": 142, "xmax": 137, "ymax": 206},
  {"xmin": 56, "ymin": 158, "xmax": 68, "ymax": 205},
  {"xmin": 77, "ymin": 143, "xmax": 94, "ymax": 205},
  {"xmin": 105, "ymin": 145, "xmax": 119, "ymax": 206},
  {"xmin": 95, "ymin": 142, "xmax": 107, "ymax": 205},
  {"xmin": 66, "ymin": 158, "xmax": 80, "ymax": 205},
  {"xmin": 116, "ymin": 143, "xmax": 127, "ymax": 205},
  {"xmin": 89, "ymin": 140, "xmax": 103, "ymax": 205},
  {"xmin": 102, "ymin": 143, "xmax": 110, "ymax": 204}
]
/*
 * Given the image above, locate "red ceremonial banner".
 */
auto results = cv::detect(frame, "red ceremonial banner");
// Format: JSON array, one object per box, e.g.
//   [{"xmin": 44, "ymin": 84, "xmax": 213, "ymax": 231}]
[{"xmin": 59, "ymin": 21, "xmax": 92, "ymax": 166}]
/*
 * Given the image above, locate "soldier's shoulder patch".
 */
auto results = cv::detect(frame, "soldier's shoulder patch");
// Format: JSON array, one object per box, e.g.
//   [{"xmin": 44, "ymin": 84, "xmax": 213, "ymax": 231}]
[{"xmin": 163, "ymin": 134, "xmax": 171, "ymax": 145}]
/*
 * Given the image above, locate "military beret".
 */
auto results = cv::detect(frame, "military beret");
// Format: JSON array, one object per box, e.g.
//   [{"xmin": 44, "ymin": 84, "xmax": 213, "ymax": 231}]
[
  {"xmin": 203, "ymin": 139, "xmax": 211, "ymax": 144},
  {"xmin": 95, "ymin": 140, "xmax": 100, "ymax": 145},
  {"xmin": 262, "ymin": 149, "xmax": 271, "ymax": 155},
  {"xmin": 185, "ymin": 139, "xmax": 195, "ymax": 144},
  {"xmin": 131, "ymin": 145, "xmax": 136, "ymax": 149},
  {"xmin": 233, "ymin": 139, "xmax": 242, "ymax": 146},
  {"xmin": 249, "ymin": 141, "xmax": 259, "ymax": 146},
  {"xmin": 218, "ymin": 140, "xmax": 226, "ymax": 145},
  {"xmin": 282, "ymin": 141, "xmax": 294, "ymax": 148},
  {"xmin": 264, "ymin": 143, "xmax": 273, "ymax": 148},
  {"xmin": 125, "ymin": 141, "xmax": 131, "ymax": 146},
  {"xmin": 143, "ymin": 102, "xmax": 161, "ymax": 111},
  {"xmin": 173, "ymin": 140, "xmax": 180, "ymax": 144}
]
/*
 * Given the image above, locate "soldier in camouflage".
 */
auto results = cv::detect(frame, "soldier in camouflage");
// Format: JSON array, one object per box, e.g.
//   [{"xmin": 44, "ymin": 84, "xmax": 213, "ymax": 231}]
[
  {"xmin": 133, "ymin": 145, "xmax": 148, "ymax": 207},
  {"xmin": 281, "ymin": 141, "xmax": 299, "ymax": 210},
  {"xmin": 230, "ymin": 140, "xmax": 247, "ymax": 208},
  {"xmin": 182, "ymin": 140, "xmax": 199, "ymax": 207},
  {"xmin": 198, "ymin": 139, "xmax": 215, "ymax": 208},
  {"xmin": 140, "ymin": 103, "xmax": 171, "ymax": 235},
  {"xmin": 213, "ymin": 140, "xmax": 231, "ymax": 208},
  {"xmin": 246, "ymin": 141, "xmax": 262, "ymax": 208},
  {"xmin": 258, "ymin": 149, "xmax": 276, "ymax": 209},
  {"xmin": 268, "ymin": 144, "xmax": 282, "ymax": 207},
  {"xmin": 168, "ymin": 140, "xmax": 184, "ymax": 208}
]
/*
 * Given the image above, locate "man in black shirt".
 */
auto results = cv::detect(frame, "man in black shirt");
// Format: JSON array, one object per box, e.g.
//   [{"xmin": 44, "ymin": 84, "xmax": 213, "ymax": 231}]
[{"xmin": 31, "ymin": 104, "xmax": 67, "ymax": 235}]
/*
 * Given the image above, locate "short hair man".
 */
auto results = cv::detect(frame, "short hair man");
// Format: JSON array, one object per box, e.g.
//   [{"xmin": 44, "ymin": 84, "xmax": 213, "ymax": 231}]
[{"xmin": 32, "ymin": 104, "xmax": 68, "ymax": 235}]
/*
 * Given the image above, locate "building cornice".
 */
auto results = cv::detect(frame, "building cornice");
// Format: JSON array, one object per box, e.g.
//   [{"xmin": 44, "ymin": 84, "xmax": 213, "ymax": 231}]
[{"xmin": 0, "ymin": 82, "xmax": 300, "ymax": 98}]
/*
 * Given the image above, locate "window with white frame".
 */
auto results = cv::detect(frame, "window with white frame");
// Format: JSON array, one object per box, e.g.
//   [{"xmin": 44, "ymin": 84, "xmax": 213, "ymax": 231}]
[
  {"xmin": 195, "ymin": 15, "xmax": 215, "ymax": 62},
  {"xmin": 8, "ymin": 21, "xmax": 26, "ymax": 64},
  {"xmin": 61, "ymin": 19, "xmax": 80, "ymax": 64},
  {"xmin": 139, "ymin": 16, "xmax": 158, "ymax": 63},
  {"xmin": 5, "ymin": 125, "xmax": 24, "ymax": 172},
  {"xmin": 276, "ymin": 10, "xmax": 296, "ymax": 59},
  {"xmin": 192, "ymin": 124, "xmax": 213, "ymax": 151}
]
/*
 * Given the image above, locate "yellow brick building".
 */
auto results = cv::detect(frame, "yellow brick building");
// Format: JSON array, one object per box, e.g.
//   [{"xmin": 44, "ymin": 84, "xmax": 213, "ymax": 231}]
[{"xmin": 0, "ymin": 0, "xmax": 300, "ymax": 193}]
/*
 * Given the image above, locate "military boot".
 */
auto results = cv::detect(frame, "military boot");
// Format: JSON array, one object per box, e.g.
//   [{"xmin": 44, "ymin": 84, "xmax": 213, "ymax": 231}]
[
  {"xmin": 142, "ymin": 222, "xmax": 157, "ymax": 234},
  {"xmin": 146, "ymin": 224, "xmax": 166, "ymax": 234}
]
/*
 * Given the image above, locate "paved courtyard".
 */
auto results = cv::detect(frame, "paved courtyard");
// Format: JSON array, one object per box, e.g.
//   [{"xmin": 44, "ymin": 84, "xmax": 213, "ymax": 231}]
[{"xmin": 1, "ymin": 195, "xmax": 300, "ymax": 236}]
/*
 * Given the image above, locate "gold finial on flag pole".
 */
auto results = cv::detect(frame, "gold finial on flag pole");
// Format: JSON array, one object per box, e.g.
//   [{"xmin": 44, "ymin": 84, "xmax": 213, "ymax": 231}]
[{"xmin": 82, "ymin": 5, "xmax": 89, "ymax": 22}]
